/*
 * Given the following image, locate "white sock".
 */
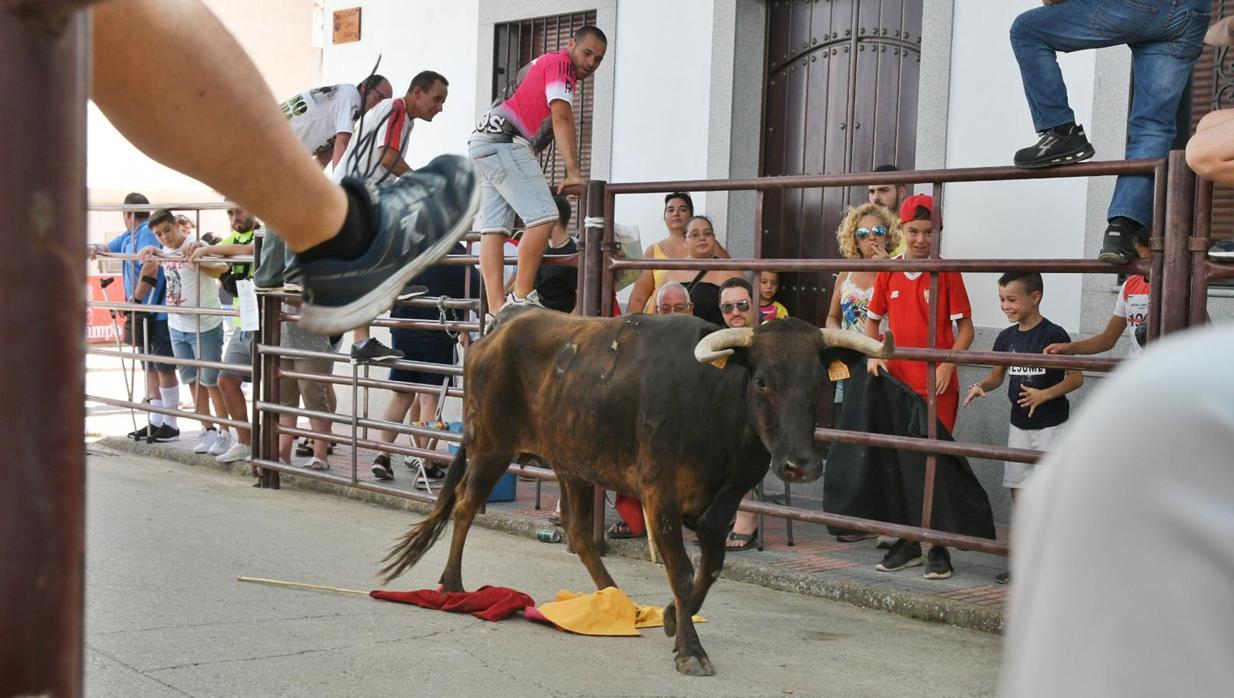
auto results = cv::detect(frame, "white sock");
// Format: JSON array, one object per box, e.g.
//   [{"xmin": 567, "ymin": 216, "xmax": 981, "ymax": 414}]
[
  {"xmin": 148, "ymin": 399, "xmax": 165, "ymax": 427},
  {"xmin": 160, "ymin": 386, "xmax": 180, "ymax": 428}
]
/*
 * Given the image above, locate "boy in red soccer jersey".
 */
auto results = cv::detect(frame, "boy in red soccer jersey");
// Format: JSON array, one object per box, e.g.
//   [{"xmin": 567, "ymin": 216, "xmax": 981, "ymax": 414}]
[{"xmin": 863, "ymin": 194, "xmax": 974, "ymax": 580}]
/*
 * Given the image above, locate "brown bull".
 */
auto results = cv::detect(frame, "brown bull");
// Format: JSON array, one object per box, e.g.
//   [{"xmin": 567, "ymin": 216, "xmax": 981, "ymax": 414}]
[{"xmin": 380, "ymin": 307, "xmax": 893, "ymax": 676}]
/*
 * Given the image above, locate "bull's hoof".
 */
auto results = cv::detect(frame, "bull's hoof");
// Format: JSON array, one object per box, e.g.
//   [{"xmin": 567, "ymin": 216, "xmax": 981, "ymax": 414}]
[
  {"xmin": 674, "ymin": 654, "xmax": 715, "ymax": 676},
  {"xmin": 663, "ymin": 602, "xmax": 677, "ymax": 637}
]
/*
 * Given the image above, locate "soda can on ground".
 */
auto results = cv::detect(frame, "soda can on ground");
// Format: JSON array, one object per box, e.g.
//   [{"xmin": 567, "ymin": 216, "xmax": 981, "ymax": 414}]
[{"xmin": 536, "ymin": 528, "xmax": 562, "ymax": 543}]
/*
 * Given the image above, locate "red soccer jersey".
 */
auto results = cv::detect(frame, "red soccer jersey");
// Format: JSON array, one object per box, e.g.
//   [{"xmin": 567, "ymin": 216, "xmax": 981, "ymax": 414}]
[{"xmin": 866, "ymin": 270, "xmax": 972, "ymax": 398}]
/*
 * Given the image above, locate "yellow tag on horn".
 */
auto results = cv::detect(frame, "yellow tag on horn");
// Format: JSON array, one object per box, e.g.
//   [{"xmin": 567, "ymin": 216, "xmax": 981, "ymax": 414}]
[
  {"xmin": 708, "ymin": 356, "xmax": 729, "ymax": 370},
  {"xmin": 828, "ymin": 360, "xmax": 850, "ymax": 382}
]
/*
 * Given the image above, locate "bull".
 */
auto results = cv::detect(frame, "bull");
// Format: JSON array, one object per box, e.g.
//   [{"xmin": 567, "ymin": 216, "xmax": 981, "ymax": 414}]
[{"xmin": 379, "ymin": 308, "xmax": 893, "ymax": 676}]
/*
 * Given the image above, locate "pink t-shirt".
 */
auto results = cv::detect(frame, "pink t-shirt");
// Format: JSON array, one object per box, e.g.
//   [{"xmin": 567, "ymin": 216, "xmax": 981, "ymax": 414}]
[{"xmin": 497, "ymin": 50, "xmax": 576, "ymax": 138}]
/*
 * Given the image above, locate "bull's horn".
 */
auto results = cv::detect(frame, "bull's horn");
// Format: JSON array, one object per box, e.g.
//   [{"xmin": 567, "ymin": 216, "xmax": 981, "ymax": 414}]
[
  {"xmin": 818, "ymin": 328, "xmax": 895, "ymax": 358},
  {"xmin": 694, "ymin": 327, "xmax": 755, "ymax": 364}
]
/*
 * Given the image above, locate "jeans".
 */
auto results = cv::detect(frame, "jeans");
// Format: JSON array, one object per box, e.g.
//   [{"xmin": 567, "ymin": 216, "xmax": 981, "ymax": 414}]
[
  {"xmin": 1010, "ymin": 0, "xmax": 1210, "ymax": 226},
  {"xmin": 169, "ymin": 324, "xmax": 225, "ymax": 387}
]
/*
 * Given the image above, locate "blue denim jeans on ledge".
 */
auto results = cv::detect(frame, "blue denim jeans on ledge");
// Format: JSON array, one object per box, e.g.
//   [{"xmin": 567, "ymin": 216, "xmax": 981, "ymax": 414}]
[{"xmin": 1010, "ymin": 0, "xmax": 1210, "ymax": 226}]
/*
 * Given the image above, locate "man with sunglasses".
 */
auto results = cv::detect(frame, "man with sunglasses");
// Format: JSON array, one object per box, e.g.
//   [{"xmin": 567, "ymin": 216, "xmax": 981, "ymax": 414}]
[{"xmin": 716, "ymin": 277, "xmax": 764, "ymax": 551}]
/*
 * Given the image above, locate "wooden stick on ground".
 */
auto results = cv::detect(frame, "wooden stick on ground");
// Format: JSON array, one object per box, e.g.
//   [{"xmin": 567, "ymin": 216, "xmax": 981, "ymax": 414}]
[{"xmin": 237, "ymin": 576, "xmax": 371, "ymax": 597}]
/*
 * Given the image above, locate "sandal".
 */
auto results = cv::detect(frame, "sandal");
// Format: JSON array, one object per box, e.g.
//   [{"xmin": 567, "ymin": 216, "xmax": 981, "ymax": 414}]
[
  {"xmin": 607, "ymin": 521, "xmax": 646, "ymax": 539},
  {"xmin": 725, "ymin": 529, "xmax": 758, "ymax": 551}
]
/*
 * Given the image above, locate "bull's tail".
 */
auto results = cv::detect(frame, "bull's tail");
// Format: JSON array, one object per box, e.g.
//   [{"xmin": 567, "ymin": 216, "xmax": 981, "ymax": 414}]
[{"xmin": 378, "ymin": 446, "xmax": 468, "ymax": 584}]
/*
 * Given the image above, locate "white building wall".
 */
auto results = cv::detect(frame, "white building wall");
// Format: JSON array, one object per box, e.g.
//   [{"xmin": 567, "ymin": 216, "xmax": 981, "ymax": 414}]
[
  {"xmin": 609, "ymin": 0, "xmax": 715, "ymax": 249},
  {"xmin": 940, "ymin": 0, "xmax": 1096, "ymax": 332}
]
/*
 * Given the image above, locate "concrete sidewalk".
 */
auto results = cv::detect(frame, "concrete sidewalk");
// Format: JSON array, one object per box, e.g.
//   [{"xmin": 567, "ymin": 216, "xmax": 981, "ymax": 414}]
[
  {"xmin": 97, "ymin": 427, "xmax": 1009, "ymax": 636},
  {"xmin": 85, "ymin": 447, "xmax": 1003, "ymax": 697}
]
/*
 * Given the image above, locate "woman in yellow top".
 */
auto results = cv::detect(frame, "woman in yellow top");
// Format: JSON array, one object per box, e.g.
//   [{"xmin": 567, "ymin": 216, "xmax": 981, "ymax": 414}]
[{"xmin": 625, "ymin": 192, "xmax": 729, "ymax": 313}]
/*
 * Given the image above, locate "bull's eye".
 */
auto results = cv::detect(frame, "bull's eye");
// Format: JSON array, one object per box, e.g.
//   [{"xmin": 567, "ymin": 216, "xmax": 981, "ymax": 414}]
[{"xmin": 755, "ymin": 377, "xmax": 768, "ymax": 390}]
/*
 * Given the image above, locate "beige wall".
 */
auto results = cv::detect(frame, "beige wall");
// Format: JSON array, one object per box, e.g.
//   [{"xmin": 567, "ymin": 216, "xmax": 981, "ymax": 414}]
[{"xmin": 88, "ymin": 0, "xmax": 320, "ymax": 245}]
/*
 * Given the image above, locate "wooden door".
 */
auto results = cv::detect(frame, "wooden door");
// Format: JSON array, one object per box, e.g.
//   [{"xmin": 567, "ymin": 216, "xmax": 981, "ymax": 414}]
[{"xmin": 760, "ymin": 0, "xmax": 922, "ymax": 324}]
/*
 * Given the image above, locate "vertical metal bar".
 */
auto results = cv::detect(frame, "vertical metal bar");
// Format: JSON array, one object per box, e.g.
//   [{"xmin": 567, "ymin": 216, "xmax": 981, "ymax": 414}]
[
  {"xmin": 582, "ymin": 180, "xmax": 606, "ymax": 317},
  {"xmin": 593, "ymin": 186, "xmax": 619, "ymax": 551},
  {"xmin": 920, "ymin": 181, "xmax": 944, "ymax": 531},
  {"xmin": 0, "ymin": 8, "xmax": 87, "ymax": 696},
  {"xmin": 1160, "ymin": 150, "xmax": 1195, "ymax": 335},
  {"xmin": 350, "ymin": 362, "xmax": 360, "ymax": 485},
  {"xmin": 258, "ymin": 293, "xmax": 281, "ymax": 488},
  {"xmin": 1148, "ymin": 160, "xmax": 1167, "ymax": 342},
  {"xmin": 1190, "ymin": 177, "xmax": 1213, "ymax": 327}
]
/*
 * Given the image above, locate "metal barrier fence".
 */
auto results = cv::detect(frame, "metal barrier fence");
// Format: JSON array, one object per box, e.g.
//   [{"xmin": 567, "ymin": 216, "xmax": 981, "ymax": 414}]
[{"xmin": 84, "ymin": 151, "xmax": 1215, "ymax": 562}]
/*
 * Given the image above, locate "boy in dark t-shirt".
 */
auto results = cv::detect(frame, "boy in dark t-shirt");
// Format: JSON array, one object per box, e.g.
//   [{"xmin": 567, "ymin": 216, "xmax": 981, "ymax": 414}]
[
  {"xmin": 533, "ymin": 195, "xmax": 579, "ymax": 313},
  {"xmin": 965, "ymin": 272, "xmax": 1084, "ymax": 583}
]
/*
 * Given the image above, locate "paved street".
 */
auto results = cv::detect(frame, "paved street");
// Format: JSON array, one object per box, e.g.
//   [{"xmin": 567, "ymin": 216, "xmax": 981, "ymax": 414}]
[{"xmin": 86, "ymin": 449, "xmax": 1001, "ymax": 697}]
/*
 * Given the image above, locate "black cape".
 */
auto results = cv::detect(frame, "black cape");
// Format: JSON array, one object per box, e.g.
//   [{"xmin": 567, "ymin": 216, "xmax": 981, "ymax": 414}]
[{"xmin": 822, "ymin": 365, "xmax": 996, "ymax": 540}]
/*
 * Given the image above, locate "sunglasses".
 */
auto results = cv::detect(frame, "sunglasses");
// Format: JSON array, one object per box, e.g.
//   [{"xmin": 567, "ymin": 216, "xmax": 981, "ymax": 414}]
[
  {"xmin": 719, "ymin": 299, "xmax": 751, "ymax": 314},
  {"xmin": 855, "ymin": 226, "xmax": 888, "ymax": 241},
  {"xmin": 658, "ymin": 303, "xmax": 692, "ymax": 314}
]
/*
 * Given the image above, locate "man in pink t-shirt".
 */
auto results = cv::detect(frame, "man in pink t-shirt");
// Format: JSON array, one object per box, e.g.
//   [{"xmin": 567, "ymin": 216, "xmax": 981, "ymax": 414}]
[{"xmin": 469, "ymin": 25, "xmax": 607, "ymax": 317}]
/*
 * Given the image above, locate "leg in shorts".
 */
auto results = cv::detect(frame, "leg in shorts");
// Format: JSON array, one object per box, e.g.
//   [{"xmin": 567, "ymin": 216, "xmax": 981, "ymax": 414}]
[
  {"xmin": 220, "ymin": 329, "xmax": 253, "ymax": 379},
  {"xmin": 277, "ymin": 357, "xmax": 333, "ymax": 411},
  {"xmin": 1005, "ymin": 422, "xmax": 1068, "ymax": 489},
  {"xmin": 169, "ymin": 324, "xmax": 225, "ymax": 387},
  {"xmin": 143, "ymin": 317, "xmax": 177, "ymax": 373},
  {"xmin": 468, "ymin": 138, "xmax": 561, "ymax": 236}
]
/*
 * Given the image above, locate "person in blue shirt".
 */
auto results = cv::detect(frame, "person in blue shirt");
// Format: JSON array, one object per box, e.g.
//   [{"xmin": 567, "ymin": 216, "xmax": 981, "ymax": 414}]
[{"xmin": 89, "ymin": 192, "xmax": 181, "ymax": 442}]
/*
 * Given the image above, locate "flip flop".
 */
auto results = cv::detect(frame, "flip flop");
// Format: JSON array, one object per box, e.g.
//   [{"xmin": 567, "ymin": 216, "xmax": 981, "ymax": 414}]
[
  {"xmin": 607, "ymin": 521, "xmax": 646, "ymax": 539},
  {"xmin": 726, "ymin": 529, "xmax": 758, "ymax": 551}
]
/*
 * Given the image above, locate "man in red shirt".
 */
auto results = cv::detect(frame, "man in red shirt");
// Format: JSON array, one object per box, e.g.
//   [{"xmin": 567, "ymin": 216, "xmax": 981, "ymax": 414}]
[{"xmin": 863, "ymin": 194, "xmax": 974, "ymax": 579}]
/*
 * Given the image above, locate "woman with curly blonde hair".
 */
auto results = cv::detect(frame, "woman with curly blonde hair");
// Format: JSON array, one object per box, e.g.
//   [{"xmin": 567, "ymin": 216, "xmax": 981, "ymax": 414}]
[{"xmin": 826, "ymin": 202, "xmax": 900, "ymax": 334}]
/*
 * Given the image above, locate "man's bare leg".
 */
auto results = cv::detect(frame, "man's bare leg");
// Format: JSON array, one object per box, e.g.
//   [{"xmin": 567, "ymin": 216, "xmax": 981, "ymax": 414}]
[
  {"xmin": 91, "ymin": 0, "xmax": 344, "ymax": 251},
  {"xmin": 217, "ymin": 375, "xmax": 249, "ymax": 446},
  {"xmin": 480, "ymin": 234, "xmax": 510, "ymax": 311},
  {"xmin": 511, "ymin": 221, "xmax": 553, "ymax": 299}
]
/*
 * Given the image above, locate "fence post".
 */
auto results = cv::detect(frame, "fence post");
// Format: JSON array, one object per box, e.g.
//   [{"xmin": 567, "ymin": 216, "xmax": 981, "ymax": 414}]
[
  {"xmin": 582, "ymin": 180, "xmax": 607, "ymax": 551},
  {"xmin": 1190, "ymin": 177, "xmax": 1213, "ymax": 327},
  {"xmin": 1160, "ymin": 150, "xmax": 1195, "ymax": 335},
  {"xmin": 0, "ymin": 6, "xmax": 89, "ymax": 696},
  {"xmin": 257, "ymin": 292, "xmax": 281, "ymax": 488}
]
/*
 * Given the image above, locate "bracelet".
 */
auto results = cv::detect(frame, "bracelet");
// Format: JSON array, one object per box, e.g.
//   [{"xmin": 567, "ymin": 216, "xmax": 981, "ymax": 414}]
[{"xmin": 140, "ymin": 274, "xmax": 158, "ymax": 286}]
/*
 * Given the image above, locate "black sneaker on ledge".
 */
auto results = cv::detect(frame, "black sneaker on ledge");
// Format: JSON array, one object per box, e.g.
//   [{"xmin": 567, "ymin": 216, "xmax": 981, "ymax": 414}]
[
  {"xmin": 875, "ymin": 539, "xmax": 923, "ymax": 572},
  {"xmin": 371, "ymin": 455, "xmax": 394, "ymax": 481},
  {"xmin": 127, "ymin": 424, "xmax": 151, "ymax": 441},
  {"xmin": 350, "ymin": 337, "xmax": 404, "ymax": 363},
  {"xmin": 924, "ymin": 545, "xmax": 953, "ymax": 580},
  {"xmin": 1209, "ymin": 239, "xmax": 1234, "ymax": 262},
  {"xmin": 293, "ymin": 155, "xmax": 479, "ymax": 335},
  {"xmin": 1013, "ymin": 123, "xmax": 1095, "ymax": 169},
  {"xmin": 1097, "ymin": 217, "xmax": 1146, "ymax": 265},
  {"xmin": 151, "ymin": 424, "xmax": 180, "ymax": 442}
]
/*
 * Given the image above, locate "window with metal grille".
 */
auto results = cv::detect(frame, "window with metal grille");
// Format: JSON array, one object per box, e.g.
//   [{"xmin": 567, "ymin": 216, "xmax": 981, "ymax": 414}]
[{"xmin": 492, "ymin": 10, "xmax": 596, "ymax": 234}]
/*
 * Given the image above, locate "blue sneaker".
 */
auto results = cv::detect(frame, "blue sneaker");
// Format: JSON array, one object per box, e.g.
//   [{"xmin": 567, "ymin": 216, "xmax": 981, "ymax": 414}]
[{"xmin": 293, "ymin": 155, "xmax": 479, "ymax": 335}]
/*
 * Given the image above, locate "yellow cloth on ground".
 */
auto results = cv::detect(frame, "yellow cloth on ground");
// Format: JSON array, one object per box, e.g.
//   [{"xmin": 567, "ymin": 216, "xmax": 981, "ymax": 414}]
[{"xmin": 536, "ymin": 587, "xmax": 704, "ymax": 636}]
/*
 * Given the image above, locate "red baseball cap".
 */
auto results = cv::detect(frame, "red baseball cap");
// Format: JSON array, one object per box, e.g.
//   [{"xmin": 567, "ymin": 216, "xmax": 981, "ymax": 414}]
[{"xmin": 899, "ymin": 194, "xmax": 934, "ymax": 225}]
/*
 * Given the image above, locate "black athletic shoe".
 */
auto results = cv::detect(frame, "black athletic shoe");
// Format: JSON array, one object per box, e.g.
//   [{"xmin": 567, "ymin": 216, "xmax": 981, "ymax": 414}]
[
  {"xmin": 350, "ymin": 337, "xmax": 404, "ymax": 363},
  {"xmin": 1209, "ymin": 239, "xmax": 1234, "ymax": 262},
  {"xmin": 995, "ymin": 571, "xmax": 1010, "ymax": 585},
  {"xmin": 875, "ymin": 539, "xmax": 923, "ymax": 572},
  {"xmin": 1097, "ymin": 217, "xmax": 1146, "ymax": 265},
  {"xmin": 293, "ymin": 155, "xmax": 479, "ymax": 335},
  {"xmin": 151, "ymin": 424, "xmax": 180, "ymax": 442},
  {"xmin": 924, "ymin": 546, "xmax": 953, "ymax": 580},
  {"xmin": 127, "ymin": 424, "xmax": 152, "ymax": 441},
  {"xmin": 413, "ymin": 464, "xmax": 448, "ymax": 491},
  {"xmin": 1013, "ymin": 124, "xmax": 1095, "ymax": 169},
  {"xmin": 371, "ymin": 455, "xmax": 394, "ymax": 481}
]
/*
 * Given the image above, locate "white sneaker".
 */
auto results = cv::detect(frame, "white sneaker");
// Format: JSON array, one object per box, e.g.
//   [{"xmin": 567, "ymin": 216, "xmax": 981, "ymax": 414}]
[
  {"xmin": 216, "ymin": 442, "xmax": 251, "ymax": 463},
  {"xmin": 208, "ymin": 430, "xmax": 234, "ymax": 456},
  {"xmin": 303, "ymin": 457, "xmax": 329, "ymax": 471},
  {"xmin": 504, "ymin": 289, "xmax": 543, "ymax": 308},
  {"xmin": 194, "ymin": 429, "xmax": 220, "ymax": 454}
]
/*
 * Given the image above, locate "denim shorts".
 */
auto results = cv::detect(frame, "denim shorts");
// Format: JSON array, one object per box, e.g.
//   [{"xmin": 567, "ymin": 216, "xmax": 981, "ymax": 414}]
[
  {"xmin": 220, "ymin": 328, "xmax": 253, "ymax": 380},
  {"xmin": 169, "ymin": 324, "xmax": 225, "ymax": 387},
  {"xmin": 468, "ymin": 137, "xmax": 561, "ymax": 235}
]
